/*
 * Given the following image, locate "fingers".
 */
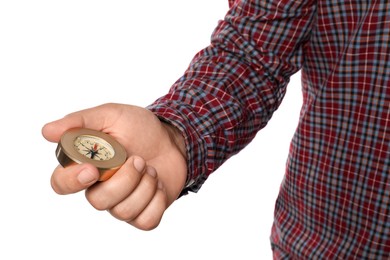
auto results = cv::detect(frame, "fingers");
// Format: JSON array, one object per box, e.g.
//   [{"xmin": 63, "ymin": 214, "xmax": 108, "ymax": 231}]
[
  {"xmin": 126, "ymin": 187, "xmax": 167, "ymax": 231},
  {"xmin": 85, "ymin": 156, "xmax": 168, "ymax": 230},
  {"xmin": 51, "ymin": 163, "xmax": 100, "ymax": 195},
  {"xmin": 85, "ymin": 156, "xmax": 147, "ymax": 210},
  {"xmin": 106, "ymin": 166, "xmax": 158, "ymax": 219}
]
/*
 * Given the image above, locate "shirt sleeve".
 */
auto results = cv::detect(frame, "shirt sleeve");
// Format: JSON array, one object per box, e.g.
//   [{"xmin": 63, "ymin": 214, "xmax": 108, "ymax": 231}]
[{"xmin": 147, "ymin": 0, "xmax": 317, "ymax": 195}]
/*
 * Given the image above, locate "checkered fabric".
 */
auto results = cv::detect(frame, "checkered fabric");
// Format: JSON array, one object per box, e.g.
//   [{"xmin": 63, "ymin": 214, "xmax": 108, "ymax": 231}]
[{"xmin": 148, "ymin": 0, "xmax": 390, "ymax": 258}]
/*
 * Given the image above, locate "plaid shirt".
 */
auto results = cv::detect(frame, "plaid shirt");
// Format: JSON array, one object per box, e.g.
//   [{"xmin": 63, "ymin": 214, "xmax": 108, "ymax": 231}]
[{"xmin": 148, "ymin": 0, "xmax": 390, "ymax": 258}]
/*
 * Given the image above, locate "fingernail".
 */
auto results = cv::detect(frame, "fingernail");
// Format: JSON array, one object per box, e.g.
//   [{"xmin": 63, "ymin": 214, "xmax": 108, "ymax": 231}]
[
  {"xmin": 78, "ymin": 168, "xmax": 97, "ymax": 185},
  {"xmin": 157, "ymin": 180, "xmax": 164, "ymax": 190},
  {"xmin": 146, "ymin": 166, "xmax": 157, "ymax": 178},
  {"xmin": 133, "ymin": 157, "xmax": 145, "ymax": 173}
]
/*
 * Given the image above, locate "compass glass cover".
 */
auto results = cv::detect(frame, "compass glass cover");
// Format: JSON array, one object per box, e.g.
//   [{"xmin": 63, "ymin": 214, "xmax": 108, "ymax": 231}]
[{"xmin": 73, "ymin": 135, "xmax": 115, "ymax": 161}]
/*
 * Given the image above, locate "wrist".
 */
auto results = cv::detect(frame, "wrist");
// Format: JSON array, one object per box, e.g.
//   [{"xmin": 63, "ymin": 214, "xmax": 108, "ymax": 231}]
[{"xmin": 161, "ymin": 122, "xmax": 187, "ymax": 160}]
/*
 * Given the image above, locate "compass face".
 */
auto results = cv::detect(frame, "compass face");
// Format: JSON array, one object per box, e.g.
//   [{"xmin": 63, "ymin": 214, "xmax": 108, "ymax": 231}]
[
  {"xmin": 56, "ymin": 128, "xmax": 127, "ymax": 181},
  {"xmin": 74, "ymin": 135, "xmax": 115, "ymax": 161}
]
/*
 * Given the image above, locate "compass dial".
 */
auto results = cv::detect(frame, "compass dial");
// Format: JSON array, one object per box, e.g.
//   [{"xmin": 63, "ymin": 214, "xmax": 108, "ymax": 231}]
[{"xmin": 74, "ymin": 135, "xmax": 115, "ymax": 161}]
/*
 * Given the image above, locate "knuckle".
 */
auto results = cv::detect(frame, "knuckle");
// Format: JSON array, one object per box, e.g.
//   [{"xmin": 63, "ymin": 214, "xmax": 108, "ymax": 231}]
[
  {"xmin": 85, "ymin": 190, "xmax": 110, "ymax": 210},
  {"xmin": 50, "ymin": 177, "xmax": 65, "ymax": 195},
  {"xmin": 110, "ymin": 205, "xmax": 137, "ymax": 221},
  {"xmin": 134, "ymin": 216, "xmax": 160, "ymax": 231},
  {"xmin": 130, "ymin": 195, "xmax": 166, "ymax": 231},
  {"xmin": 50, "ymin": 175, "xmax": 76, "ymax": 195}
]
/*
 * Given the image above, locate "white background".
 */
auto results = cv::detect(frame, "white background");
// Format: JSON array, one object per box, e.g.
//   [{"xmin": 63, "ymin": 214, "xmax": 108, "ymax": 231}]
[{"xmin": 0, "ymin": 1, "xmax": 302, "ymax": 259}]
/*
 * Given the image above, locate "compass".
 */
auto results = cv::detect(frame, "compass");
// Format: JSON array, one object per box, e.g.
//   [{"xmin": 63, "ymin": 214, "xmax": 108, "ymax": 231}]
[{"xmin": 55, "ymin": 128, "xmax": 127, "ymax": 181}]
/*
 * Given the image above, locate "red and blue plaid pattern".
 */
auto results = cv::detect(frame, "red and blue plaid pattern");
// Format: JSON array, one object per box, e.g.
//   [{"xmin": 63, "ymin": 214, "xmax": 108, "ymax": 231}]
[{"xmin": 148, "ymin": 0, "xmax": 390, "ymax": 258}]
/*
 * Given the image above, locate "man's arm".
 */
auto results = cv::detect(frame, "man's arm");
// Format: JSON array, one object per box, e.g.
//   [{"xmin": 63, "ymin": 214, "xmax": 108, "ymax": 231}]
[{"xmin": 148, "ymin": 0, "xmax": 317, "ymax": 194}]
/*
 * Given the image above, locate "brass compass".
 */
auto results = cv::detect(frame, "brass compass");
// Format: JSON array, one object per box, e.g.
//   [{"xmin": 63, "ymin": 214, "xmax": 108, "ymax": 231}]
[{"xmin": 56, "ymin": 128, "xmax": 127, "ymax": 181}]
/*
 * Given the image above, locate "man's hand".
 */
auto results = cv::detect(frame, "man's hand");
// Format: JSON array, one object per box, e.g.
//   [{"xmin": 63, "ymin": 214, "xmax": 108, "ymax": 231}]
[{"xmin": 42, "ymin": 103, "xmax": 187, "ymax": 230}]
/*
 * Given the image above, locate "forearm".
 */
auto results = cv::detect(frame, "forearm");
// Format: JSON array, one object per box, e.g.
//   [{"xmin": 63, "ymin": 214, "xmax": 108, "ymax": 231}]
[{"xmin": 149, "ymin": 0, "xmax": 317, "ymax": 193}]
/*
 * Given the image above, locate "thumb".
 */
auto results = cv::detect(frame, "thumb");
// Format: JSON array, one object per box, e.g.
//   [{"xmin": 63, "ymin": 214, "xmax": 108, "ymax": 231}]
[
  {"xmin": 42, "ymin": 112, "xmax": 89, "ymax": 143},
  {"xmin": 42, "ymin": 104, "xmax": 122, "ymax": 143},
  {"xmin": 51, "ymin": 163, "xmax": 100, "ymax": 195}
]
